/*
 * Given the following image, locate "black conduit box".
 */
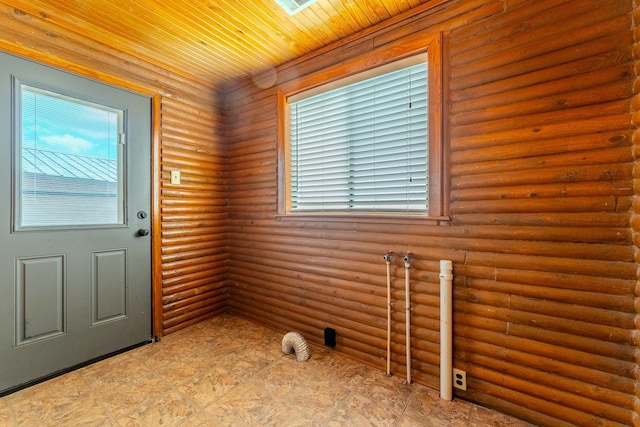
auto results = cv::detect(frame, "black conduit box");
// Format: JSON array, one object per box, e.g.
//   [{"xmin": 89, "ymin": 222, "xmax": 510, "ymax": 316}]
[{"xmin": 324, "ymin": 327, "xmax": 336, "ymax": 347}]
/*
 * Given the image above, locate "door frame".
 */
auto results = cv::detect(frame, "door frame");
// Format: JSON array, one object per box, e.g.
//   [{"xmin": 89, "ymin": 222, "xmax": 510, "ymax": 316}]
[
  {"xmin": 150, "ymin": 94, "xmax": 164, "ymax": 339},
  {"xmin": 2, "ymin": 46, "xmax": 164, "ymax": 339}
]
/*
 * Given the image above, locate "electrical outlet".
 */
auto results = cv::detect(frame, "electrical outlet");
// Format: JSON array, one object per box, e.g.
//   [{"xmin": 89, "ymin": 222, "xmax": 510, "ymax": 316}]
[{"xmin": 453, "ymin": 368, "xmax": 467, "ymax": 391}]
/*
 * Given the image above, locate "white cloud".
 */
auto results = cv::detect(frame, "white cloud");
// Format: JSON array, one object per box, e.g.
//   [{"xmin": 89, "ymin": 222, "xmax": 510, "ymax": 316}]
[{"xmin": 39, "ymin": 134, "xmax": 95, "ymax": 155}]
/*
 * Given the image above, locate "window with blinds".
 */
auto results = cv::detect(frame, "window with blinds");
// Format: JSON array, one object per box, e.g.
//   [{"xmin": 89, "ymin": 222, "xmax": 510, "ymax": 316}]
[
  {"xmin": 288, "ymin": 58, "xmax": 428, "ymax": 213},
  {"xmin": 16, "ymin": 85, "xmax": 124, "ymax": 229}
]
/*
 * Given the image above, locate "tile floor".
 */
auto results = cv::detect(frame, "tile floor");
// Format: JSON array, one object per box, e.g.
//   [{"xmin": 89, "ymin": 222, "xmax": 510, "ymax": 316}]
[{"xmin": 0, "ymin": 315, "xmax": 533, "ymax": 426}]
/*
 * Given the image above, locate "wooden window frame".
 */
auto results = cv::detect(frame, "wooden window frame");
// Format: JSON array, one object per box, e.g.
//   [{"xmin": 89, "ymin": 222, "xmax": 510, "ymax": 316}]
[{"xmin": 278, "ymin": 31, "xmax": 448, "ymax": 222}]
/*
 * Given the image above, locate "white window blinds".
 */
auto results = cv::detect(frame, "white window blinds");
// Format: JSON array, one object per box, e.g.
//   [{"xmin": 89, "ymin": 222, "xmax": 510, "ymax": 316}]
[
  {"xmin": 289, "ymin": 60, "xmax": 428, "ymax": 213},
  {"xmin": 18, "ymin": 86, "xmax": 123, "ymax": 228}
]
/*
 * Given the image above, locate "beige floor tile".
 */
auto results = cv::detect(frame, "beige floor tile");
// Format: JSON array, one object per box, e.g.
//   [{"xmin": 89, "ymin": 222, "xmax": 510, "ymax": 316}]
[
  {"xmin": 128, "ymin": 337, "xmax": 201, "ymax": 372},
  {"xmin": 202, "ymin": 409, "xmax": 247, "ymax": 427},
  {"xmin": 0, "ymin": 398, "xmax": 14, "ymax": 427},
  {"xmin": 8, "ymin": 373, "xmax": 114, "ymax": 427},
  {"xmin": 329, "ymin": 392, "xmax": 401, "ymax": 426},
  {"xmin": 97, "ymin": 371, "xmax": 173, "ymax": 419},
  {"xmin": 1, "ymin": 314, "xmax": 532, "ymax": 427},
  {"xmin": 282, "ymin": 377, "xmax": 352, "ymax": 422},
  {"xmin": 308, "ymin": 346, "xmax": 362, "ymax": 373},
  {"xmin": 346, "ymin": 371, "xmax": 414, "ymax": 416},
  {"xmin": 257, "ymin": 400, "xmax": 321, "ymax": 426},
  {"xmin": 6, "ymin": 372, "xmax": 86, "ymax": 406},
  {"xmin": 176, "ymin": 365, "xmax": 241, "ymax": 407},
  {"xmin": 250, "ymin": 359, "xmax": 308, "ymax": 399},
  {"xmin": 176, "ymin": 410, "xmax": 223, "ymax": 426},
  {"xmin": 213, "ymin": 347, "xmax": 277, "ymax": 381},
  {"xmin": 397, "ymin": 385, "xmax": 471, "ymax": 427},
  {"xmin": 153, "ymin": 352, "xmax": 220, "ymax": 388},
  {"xmin": 117, "ymin": 390, "xmax": 198, "ymax": 426},
  {"xmin": 204, "ymin": 382, "xmax": 273, "ymax": 425},
  {"xmin": 78, "ymin": 354, "xmax": 151, "ymax": 394},
  {"xmin": 469, "ymin": 404, "xmax": 535, "ymax": 426}
]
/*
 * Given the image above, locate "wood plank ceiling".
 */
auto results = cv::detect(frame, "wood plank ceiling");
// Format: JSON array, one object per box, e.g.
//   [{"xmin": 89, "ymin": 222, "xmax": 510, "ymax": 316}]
[{"xmin": 5, "ymin": 0, "xmax": 441, "ymax": 88}]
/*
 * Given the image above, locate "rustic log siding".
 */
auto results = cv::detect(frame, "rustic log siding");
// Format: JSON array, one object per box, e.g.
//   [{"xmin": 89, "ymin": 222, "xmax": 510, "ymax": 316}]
[
  {"xmin": 1, "ymin": 0, "xmax": 640, "ymax": 424},
  {"xmin": 159, "ymin": 97, "xmax": 228, "ymax": 334},
  {"xmin": 631, "ymin": 3, "xmax": 640, "ymax": 427},
  {"xmin": 0, "ymin": 2, "xmax": 228, "ymax": 336},
  {"xmin": 226, "ymin": 0, "xmax": 638, "ymax": 425}
]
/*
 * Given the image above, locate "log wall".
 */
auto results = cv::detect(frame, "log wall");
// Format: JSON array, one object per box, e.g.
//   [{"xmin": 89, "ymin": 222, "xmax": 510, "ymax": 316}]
[
  {"xmin": 226, "ymin": 0, "xmax": 640, "ymax": 425},
  {"xmin": 2, "ymin": 0, "xmax": 640, "ymax": 424},
  {"xmin": 0, "ymin": 1, "xmax": 228, "ymax": 336},
  {"xmin": 630, "ymin": 3, "xmax": 640, "ymax": 427}
]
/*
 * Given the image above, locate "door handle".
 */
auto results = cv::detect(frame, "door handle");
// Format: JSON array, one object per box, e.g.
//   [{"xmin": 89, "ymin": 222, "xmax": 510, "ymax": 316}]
[{"xmin": 137, "ymin": 228, "xmax": 150, "ymax": 237}]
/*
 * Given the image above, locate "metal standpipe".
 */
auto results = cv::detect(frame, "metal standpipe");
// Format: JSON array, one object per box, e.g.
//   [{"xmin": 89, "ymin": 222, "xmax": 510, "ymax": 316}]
[
  {"xmin": 383, "ymin": 252, "xmax": 392, "ymax": 377},
  {"xmin": 404, "ymin": 253, "xmax": 412, "ymax": 384}
]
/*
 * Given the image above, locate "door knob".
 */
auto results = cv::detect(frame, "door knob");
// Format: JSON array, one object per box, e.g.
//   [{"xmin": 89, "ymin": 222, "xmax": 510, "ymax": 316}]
[{"xmin": 137, "ymin": 228, "xmax": 150, "ymax": 237}]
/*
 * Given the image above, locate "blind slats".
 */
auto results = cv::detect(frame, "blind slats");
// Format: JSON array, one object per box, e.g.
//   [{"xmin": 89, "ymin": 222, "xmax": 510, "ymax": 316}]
[
  {"xmin": 19, "ymin": 86, "xmax": 123, "ymax": 227},
  {"xmin": 290, "ymin": 60, "xmax": 428, "ymax": 212}
]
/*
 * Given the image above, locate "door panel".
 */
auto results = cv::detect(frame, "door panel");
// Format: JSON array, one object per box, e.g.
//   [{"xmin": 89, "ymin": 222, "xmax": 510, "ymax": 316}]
[
  {"xmin": 0, "ymin": 52, "xmax": 152, "ymax": 393},
  {"xmin": 16, "ymin": 255, "xmax": 66, "ymax": 345},
  {"xmin": 92, "ymin": 249, "xmax": 127, "ymax": 325}
]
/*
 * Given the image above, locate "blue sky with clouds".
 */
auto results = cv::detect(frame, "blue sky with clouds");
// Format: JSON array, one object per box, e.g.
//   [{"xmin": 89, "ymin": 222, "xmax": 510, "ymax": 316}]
[{"xmin": 21, "ymin": 88, "xmax": 119, "ymax": 160}]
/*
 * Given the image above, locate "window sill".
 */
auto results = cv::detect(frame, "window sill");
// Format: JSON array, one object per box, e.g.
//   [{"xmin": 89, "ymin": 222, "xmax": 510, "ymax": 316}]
[{"xmin": 276, "ymin": 212, "xmax": 451, "ymax": 225}]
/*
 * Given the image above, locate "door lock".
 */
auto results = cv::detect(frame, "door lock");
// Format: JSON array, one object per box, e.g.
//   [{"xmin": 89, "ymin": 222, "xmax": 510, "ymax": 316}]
[{"xmin": 137, "ymin": 211, "xmax": 148, "ymax": 219}]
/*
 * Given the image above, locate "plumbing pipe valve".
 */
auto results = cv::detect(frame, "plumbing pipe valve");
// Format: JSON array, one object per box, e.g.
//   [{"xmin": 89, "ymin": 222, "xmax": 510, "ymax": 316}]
[{"xmin": 403, "ymin": 252, "xmax": 412, "ymax": 266}]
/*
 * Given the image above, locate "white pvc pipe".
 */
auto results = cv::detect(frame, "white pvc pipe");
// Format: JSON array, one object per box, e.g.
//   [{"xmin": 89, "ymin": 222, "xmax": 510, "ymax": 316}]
[
  {"xmin": 404, "ymin": 254, "xmax": 411, "ymax": 384},
  {"xmin": 384, "ymin": 253, "xmax": 392, "ymax": 376},
  {"xmin": 440, "ymin": 260, "xmax": 453, "ymax": 400}
]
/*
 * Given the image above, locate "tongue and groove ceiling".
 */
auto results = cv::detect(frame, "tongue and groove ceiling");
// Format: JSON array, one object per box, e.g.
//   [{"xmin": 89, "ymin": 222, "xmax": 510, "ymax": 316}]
[{"xmin": 4, "ymin": 0, "xmax": 441, "ymax": 87}]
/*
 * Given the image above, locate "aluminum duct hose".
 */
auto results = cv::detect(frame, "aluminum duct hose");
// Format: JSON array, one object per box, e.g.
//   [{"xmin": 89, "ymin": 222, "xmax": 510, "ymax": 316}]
[{"xmin": 281, "ymin": 332, "xmax": 311, "ymax": 361}]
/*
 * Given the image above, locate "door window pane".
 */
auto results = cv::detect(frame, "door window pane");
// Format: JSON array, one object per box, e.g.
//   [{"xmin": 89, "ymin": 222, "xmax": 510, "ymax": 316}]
[{"xmin": 17, "ymin": 85, "xmax": 124, "ymax": 228}]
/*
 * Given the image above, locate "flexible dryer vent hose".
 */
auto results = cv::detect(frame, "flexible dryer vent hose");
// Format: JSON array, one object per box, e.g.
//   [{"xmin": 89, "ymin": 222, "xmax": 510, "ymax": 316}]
[{"xmin": 281, "ymin": 332, "xmax": 311, "ymax": 361}]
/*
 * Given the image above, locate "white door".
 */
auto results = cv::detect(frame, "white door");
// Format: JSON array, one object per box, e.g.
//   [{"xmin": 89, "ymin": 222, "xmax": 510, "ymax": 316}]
[{"xmin": 0, "ymin": 52, "xmax": 152, "ymax": 393}]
